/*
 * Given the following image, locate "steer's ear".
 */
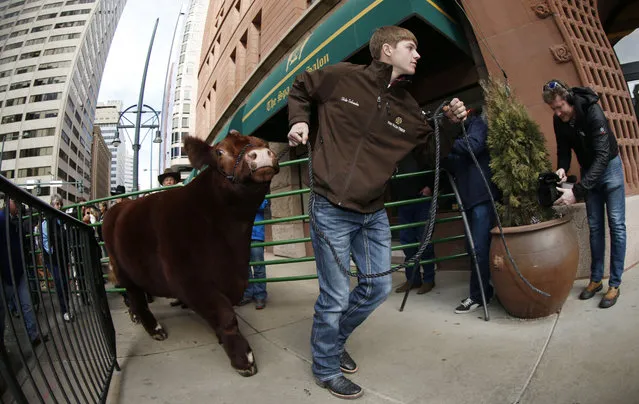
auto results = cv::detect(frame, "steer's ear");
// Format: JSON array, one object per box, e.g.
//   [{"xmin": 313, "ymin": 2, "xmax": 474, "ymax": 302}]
[{"xmin": 184, "ymin": 136, "xmax": 214, "ymax": 169}]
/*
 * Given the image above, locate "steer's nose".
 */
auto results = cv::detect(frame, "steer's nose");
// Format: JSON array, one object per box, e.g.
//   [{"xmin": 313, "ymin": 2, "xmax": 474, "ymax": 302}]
[{"xmin": 245, "ymin": 148, "xmax": 275, "ymax": 169}]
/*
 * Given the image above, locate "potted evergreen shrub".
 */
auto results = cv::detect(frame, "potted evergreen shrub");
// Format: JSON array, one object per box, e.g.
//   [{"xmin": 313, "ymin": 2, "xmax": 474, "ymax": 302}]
[{"xmin": 483, "ymin": 78, "xmax": 579, "ymax": 319}]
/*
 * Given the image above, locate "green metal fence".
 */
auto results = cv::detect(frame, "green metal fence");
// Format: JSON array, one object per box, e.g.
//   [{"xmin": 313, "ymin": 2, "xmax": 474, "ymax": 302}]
[{"xmin": 73, "ymin": 157, "xmax": 468, "ymax": 292}]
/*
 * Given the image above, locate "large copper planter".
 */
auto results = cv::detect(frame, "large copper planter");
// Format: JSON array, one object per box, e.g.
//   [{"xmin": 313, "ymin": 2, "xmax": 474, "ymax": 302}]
[{"xmin": 489, "ymin": 216, "xmax": 578, "ymax": 319}]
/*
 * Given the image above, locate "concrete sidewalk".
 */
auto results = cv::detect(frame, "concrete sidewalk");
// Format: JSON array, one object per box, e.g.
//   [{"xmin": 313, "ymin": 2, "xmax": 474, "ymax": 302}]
[{"xmin": 106, "ymin": 256, "xmax": 639, "ymax": 404}]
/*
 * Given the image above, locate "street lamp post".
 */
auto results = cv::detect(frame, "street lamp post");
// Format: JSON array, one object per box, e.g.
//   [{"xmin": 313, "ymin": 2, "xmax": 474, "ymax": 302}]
[{"xmin": 111, "ymin": 104, "xmax": 162, "ymax": 193}]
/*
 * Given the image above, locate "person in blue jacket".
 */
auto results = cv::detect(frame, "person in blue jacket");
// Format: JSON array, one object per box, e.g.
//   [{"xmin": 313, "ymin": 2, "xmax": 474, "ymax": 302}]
[
  {"xmin": 444, "ymin": 106, "xmax": 498, "ymax": 314},
  {"xmin": 0, "ymin": 198, "xmax": 48, "ymax": 347},
  {"xmin": 239, "ymin": 199, "xmax": 269, "ymax": 309}
]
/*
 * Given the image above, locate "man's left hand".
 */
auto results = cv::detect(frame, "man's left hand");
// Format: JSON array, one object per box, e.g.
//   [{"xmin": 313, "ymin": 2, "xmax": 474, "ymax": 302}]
[
  {"xmin": 444, "ymin": 98, "xmax": 467, "ymax": 123},
  {"xmin": 554, "ymin": 187, "xmax": 577, "ymax": 206},
  {"xmin": 420, "ymin": 186, "xmax": 432, "ymax": 197}
]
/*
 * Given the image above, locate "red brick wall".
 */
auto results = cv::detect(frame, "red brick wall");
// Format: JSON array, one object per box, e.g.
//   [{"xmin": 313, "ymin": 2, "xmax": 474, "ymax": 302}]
[{"xmin": 196, "ymin": 0, "xmax": 309, "ymax": 140}]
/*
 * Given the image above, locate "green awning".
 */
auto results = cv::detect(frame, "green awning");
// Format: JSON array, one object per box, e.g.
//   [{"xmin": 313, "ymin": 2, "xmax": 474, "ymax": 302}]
[{"xmin": 215, "ymin": 0, "xmax": 466, "ymax": 143}]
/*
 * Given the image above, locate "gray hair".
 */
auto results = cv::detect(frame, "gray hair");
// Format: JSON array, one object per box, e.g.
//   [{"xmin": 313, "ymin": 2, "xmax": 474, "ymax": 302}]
[{"xmin": 50, "ymin": 193, "xmax": 63, "ymax": 206}]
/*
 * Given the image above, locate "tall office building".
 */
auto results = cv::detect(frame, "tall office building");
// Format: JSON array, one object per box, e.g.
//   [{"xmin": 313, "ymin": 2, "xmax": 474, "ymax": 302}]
[
  {"xmin": 123, "ymin": 149, "xmax": 131, "ymax": 191},
  {"xmin": 0, "ymin": 0, "xmax": 126, "ymax": 203},
  {"xmin": 90, "ymin": 125, "xmax": 110, "ymax": 199},
  {"xmin": 94, "ymin": 99, "xmax": 125, "ymax": 190},
  {"xmin": 165, "ymin": 0, "xmax": 208, "ymax": 172}
]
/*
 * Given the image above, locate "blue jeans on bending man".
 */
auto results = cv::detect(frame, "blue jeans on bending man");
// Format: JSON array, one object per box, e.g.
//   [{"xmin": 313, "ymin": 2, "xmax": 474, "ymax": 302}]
[{"xmin": 310, "ymin": 195, "xmax": 392, "ymax": 383}]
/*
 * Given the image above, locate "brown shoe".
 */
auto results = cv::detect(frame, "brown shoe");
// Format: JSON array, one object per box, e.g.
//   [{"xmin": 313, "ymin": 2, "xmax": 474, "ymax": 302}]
[
  {"xmin": 416, "ymin": 282, "xmax": 435, "ymax": 295},
  {"xmin": 599, "ymin": 287, "xmax": 620, "ymax": 309},
  {"xmin": 395, "ymin": 281, "xmax": 420, "ymax": 293},
  {"xmin": 579, "ymin": 281, "xmax": 602, "ymax": 300}
]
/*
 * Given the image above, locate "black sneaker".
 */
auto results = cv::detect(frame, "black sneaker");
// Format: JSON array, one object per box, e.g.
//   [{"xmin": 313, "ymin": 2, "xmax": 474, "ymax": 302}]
[
  {"xmin": 316, "ymin": 375, "xmax": 363, "ymax": 399},
  {"xmin": 340, "ymin": 350, "xmax": 358, "ymax": 374},
  {"xmin": 455, "ymin": 297, "xmax": 483, "ymax": 314},
  {"xmin": 237, "ymin": 296, "xmax": 252, "ymax": 306}
]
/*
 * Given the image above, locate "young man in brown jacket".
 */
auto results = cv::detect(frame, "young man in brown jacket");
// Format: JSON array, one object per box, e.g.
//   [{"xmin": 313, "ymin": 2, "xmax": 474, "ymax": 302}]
[{"xmin": 287, "ymin": 26, "xmax": 467, "ymax": 399}]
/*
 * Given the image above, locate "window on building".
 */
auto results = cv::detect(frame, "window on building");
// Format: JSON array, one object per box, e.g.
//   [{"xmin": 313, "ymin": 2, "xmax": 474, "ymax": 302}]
[
  {"xmin": 25, "ymin": 110, "xmax": 58, "ymax": 120},
  {"xmin": 1, "ymin": 170, "xmax": 15, "ymax": 179},
  {"xmin": 43, "ymin": 46, "xmax": 75, "ymax": 55},
  {"xmin": 14, "ymin": 65, "xmax": 35, "ymax": 75},
  {"xmin": 58, "ymin": 149, "xmax": 68, "ymax": 162},
  {"xmin": 20, "ymin": 147, "xmax": 53, "ymax": 158},
  {"xmin": 184, "ymin": 89, "xmax": 191, "ymax": 100},
  {"xmin": 37, "ymin": 13, "xmax": 57, "ymax": 21},
  {"xmin": 19, "ymin": 50, "xmax": 41, "ymax": 60},
  {"xmin": 182, "ymin": 103, "xmax": 190, "ymax": 114},
  {"xmin": 33, "ymin": 75, "xmax": 67, "ymax": 87},
  {"xmin": 1, "ymin": 114, "xmax": 22, "ymax": 124},
  {"xmin": 9, "ymin": 80, "xmax": 30, "ymax": 90},
  {"xmin": 69, "ymin": 160, "xmax": 76, "ymax": 170},
  {"xmin": 1, "ymin": 150, "xmax": 16, "ymax": 160},
  {"xmin": 0, "ymin": 69, "xmax": 7, "ymax": 79},
  {"xmin": 22, "ymin": 127, "xmax": 55, "ymax": 138},
  {"xmin": 0, "ymin": 132, "xmax": 19, "ymax": 141},
  {"xmin": 38, "ymin": 60, "xmax": 71, "ymax": 70},
  {"xmin": 29, "ymin": 92, "xmax": 61, "ymax": 102},
  {"xmin": 58, "ymin": 167, "xmax": 67, "ymax": 180},
  {"xmin": 0, "ymin": 85, "xmax": 6, "ymax": 92},
  {"xmin": 60, "ymin": 8, "xmax": 90, "ymax": 16},
  {"xmin": 31, "ymin": 24, "xmax": 51, "ymax": 33},
  {"xmin": 43, "ymin": 2, "xmax": 64, "ymax": 9},
  {"xmin": 61, "ymin": 130, "xmax": 70, "ymax": 144},
  {"xmin": 24, "ymin": 37, "xmax": 45, "ymax": 46},
  {"xmin": 3, "ymin": 41, "xmax": 22, "ymax": 51},
  {"xmin": 182, "ymin": 117, "xmax": 189, "ymax": 128},
  {"xmin": 65, "ymin": 0, "xmax": 96, "ymax": 5},
  {"xmin": 5, "ymin": 96, "xmax": 26, "ymax": 106},
  {"xmin": 64, "ymin": 113, "xmax": 72, "ymax": 127},
  {"xmin": 0, "ymin": 22, "xmax": 15, "ymax": 31},
  {"xmin": 18, "ymin": 166, "xmax": 51, "ymax": 177},
  {"xmin": 8, "ymin": 1, "xmax": 26, "ymax": 9},
  {"xmin": 0, "ymin": 55, "xmax": 17, "ymax": 65},
  {"xmin": 172, "ymin": 117, "xmax": 179, "ymax": 129},
  {"xmin": 54, "ymin": 20, "xmax": 85, "ymax": 29},
  {"xmin": 49, "ymin": 32, "xmax": 80, "ymax": 42}
]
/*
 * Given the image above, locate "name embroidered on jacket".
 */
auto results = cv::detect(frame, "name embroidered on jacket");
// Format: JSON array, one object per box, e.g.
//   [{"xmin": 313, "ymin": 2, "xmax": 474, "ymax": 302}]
[
  {"xmin": 387, "ymin": 120, "xmax": 406, "ymax": 133},
  {"xmin": 340, "ymin": 97, "xmax": 360, "ymax": 107}
]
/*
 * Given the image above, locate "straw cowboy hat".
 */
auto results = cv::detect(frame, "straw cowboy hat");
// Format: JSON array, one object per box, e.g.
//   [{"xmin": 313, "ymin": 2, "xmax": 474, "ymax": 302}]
[
  {"xmin": 158, "ymin": 168, "xmax": 181, "ymax": 185},
  {"xmin": 111, "ymin": 185, "xmax": 126, "ymax": 196}
]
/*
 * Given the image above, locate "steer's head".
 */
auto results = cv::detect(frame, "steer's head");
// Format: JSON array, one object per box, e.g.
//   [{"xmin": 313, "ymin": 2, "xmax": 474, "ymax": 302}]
[{"xmin": 184, "ymin": 131, "xmax": 279, "ymax": 184}]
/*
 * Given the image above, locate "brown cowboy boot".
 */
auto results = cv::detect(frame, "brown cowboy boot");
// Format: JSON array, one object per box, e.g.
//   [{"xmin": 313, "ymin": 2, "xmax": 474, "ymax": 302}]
[
  {"xmin": 599, "ymin": 287, "xmax": 620, "ymax": 309},
  {"xmin": 579, "ymin": 281, "xmax": 602, "ymax": 300},
  {"xmin": 395, "ymin": 281, "xmax": 420, "ymax": 293},
  {"xmin": 417, "ymin": 282, "xmax": 435, "ymax": 295}
]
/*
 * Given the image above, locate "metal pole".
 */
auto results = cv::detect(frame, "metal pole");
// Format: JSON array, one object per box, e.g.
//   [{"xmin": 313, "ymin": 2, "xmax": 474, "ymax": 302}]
[
  {"xmin": 132, "ymin": 18, "xmax": 159, "ymax": 193},
  {"xmin": 149, "ymin": 139, "xmax": 153, "ymax": 189},
  {"xmin": 160, "ymin": 10, "xmax": 185, "ymax": 175}
]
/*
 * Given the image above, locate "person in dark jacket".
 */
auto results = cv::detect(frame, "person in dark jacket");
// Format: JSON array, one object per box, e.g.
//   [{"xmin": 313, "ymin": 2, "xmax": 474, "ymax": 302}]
[
  {"xmin": 444, "ymin": 108, "xmax": 498, "ymax": 314},
  {"xmin": 287, "ymin": 25, "xmax": 467, "ymax": 399},
  {"xmin": 543, "ymin": 79, "xmax": 626, "ymax": 309},
  {"xmin": 391, "ymin": 153, "xmax": 436, "ymax": 294},
  {"xmin": 0, "ymin": 199, "xmax": 47, "ymax": 346},
  {"xmin": 238, "ymin": 199, "xmax": 269, "ymax": 310}
]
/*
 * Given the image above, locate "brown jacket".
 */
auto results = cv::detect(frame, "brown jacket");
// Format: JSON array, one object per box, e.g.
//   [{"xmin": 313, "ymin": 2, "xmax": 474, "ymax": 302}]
[{"xmin": 288, "ymin": 60, "xmax": 451, "ymax": 213}]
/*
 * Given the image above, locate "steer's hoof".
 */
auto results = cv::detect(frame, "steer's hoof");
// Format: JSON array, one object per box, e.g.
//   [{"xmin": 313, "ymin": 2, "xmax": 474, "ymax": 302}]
[
  {"xmin": 150, "ymin": 324, "xmax": 168, "ymax": 341},
  {"xmin": 236, "ymin": 363, "xmax": 258, "ymax": 377},
  {"xmin": 128, "ymin": 311, "xmax": 140, "ymax": 324}
]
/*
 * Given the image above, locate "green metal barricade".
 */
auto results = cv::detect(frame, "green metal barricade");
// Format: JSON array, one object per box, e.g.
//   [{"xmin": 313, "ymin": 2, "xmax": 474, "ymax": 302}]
[{"xmin": 74, "ymin": 157, "xmax": 469, "ymax": 292}]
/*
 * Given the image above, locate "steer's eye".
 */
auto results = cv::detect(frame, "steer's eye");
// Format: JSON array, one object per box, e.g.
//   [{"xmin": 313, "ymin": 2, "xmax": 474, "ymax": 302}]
[{"xmin": 216, "ymin": 149, "xmax": 224, "ymax": 157}]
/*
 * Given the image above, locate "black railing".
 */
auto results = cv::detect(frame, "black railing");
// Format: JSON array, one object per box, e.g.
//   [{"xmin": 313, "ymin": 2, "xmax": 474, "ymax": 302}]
[{"xmin": 0, "ymin": 177, "xmax": 117, "ymax": 403}]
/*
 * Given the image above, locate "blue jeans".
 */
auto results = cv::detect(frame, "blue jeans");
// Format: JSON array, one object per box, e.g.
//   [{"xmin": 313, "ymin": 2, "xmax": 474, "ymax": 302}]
[
  {"xmin": 46, "ymin": 261, "xmax": 70, "ymax": 314},
  {"xmin": 398, "ymin": 201, "xmax": 435, "ymax": 284},
  {"xmin": 310, "ymin": 195, "xmax": 392, "ymax": 382},
  {"xmin": 467, "ymin": 202, "xmax": 495, "ymax": 302},
  {"xmin": 585, "ymin": 155, "xmax": 626, "ymax": 287},
  {"xmin": 243, "ymin": 245, "xmax": 267, "ymax": 300},
  {"xmin": 0, "ymin": 277, "xmax": 39, "ymax": 342}
]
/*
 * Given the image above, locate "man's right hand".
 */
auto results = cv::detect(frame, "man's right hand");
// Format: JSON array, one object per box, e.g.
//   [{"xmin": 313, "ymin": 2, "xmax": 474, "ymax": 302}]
[
  {"xmin": 555, "ymin": 168, "xmax": 567, "ymax": 183},
  {"xmin": 288, "ymin": 122, "xmax": 309, "ymax": 147}
]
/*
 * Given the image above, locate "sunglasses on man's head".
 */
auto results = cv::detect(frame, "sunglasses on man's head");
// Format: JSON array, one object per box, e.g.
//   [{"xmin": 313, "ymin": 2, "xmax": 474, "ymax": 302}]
[{"xmin": 544, "ymin": 81, "xmax": 562, "ymax": 91}]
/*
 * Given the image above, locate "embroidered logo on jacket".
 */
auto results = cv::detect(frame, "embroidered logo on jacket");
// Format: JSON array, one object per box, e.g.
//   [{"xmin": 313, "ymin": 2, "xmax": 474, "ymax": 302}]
[
  {"xmin": 340, "ymin": 97, "xmax": 360, "ymax": 107},
  {"xmin": 395, "ymin": 117, "xmax": 403, "ymax": 125}
]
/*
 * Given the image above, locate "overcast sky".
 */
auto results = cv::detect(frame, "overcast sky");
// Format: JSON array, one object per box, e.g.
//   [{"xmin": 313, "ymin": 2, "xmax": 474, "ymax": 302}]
[{"xmin": 98, "ymin": 0, "xmax": 188, "ymax": 190}]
